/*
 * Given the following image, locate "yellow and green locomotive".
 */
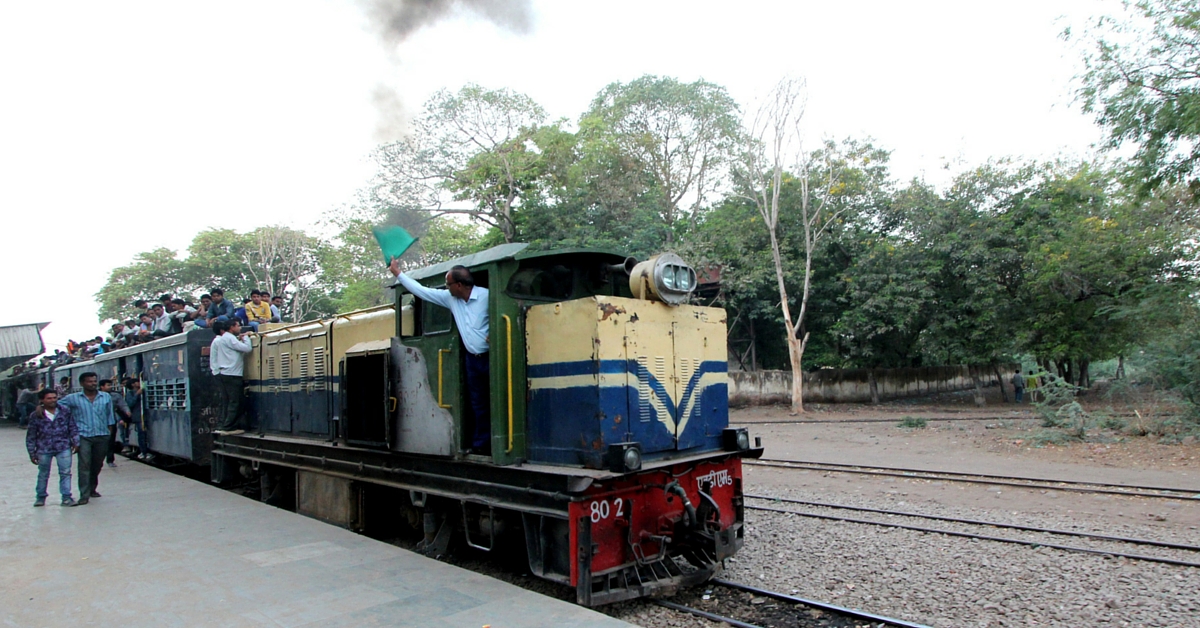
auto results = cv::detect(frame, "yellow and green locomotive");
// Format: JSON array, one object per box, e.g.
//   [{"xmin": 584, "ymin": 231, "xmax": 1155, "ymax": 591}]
[{"xmin": 206, "ymin": 244, "xmax": 760, "ymax": 605}]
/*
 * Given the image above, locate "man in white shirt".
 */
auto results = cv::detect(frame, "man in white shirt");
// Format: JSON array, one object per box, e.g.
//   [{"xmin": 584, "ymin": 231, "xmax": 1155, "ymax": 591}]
[
  {"xmin": 210, "ymin": 319, "xmax": 254, "ymax": 435},
  {"xmin": 150, "ymin": 303, "xmax": 173, "ymax": 337},
  {"xmin": 388, "ymin": 259, "xmax": 492, "ymax": 454}
]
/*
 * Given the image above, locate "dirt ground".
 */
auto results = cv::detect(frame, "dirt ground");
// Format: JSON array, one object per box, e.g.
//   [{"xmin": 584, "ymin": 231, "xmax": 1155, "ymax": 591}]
[{"xmin": 731, "ymin": 391, "xmax": 1200, "ymax": 535}]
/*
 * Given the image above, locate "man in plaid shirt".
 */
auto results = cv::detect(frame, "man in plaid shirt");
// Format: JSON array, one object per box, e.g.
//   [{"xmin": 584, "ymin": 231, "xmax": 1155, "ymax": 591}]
[{"xmin": 26, "ymin": 389, "xmax": 79, "ymax": 507}]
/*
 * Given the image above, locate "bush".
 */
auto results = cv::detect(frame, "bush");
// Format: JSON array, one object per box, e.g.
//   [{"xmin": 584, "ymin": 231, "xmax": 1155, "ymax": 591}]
[{"xmin": 897, "ymin": 416, "xmax": 927, "ymax": 429}]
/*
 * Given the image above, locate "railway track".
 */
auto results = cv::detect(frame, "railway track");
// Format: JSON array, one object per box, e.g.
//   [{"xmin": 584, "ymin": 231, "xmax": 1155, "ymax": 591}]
[
  {"xmin": 735, "ymin": 415, "xmax": 1041, "ymax": 425},
  {"xmin": 654, "ymin": 578, "xmax": 931, "ymax": 628},
  {"xmin": 746, "ymin": 494, "xmax": 1200, "ymax": 568},
  {"xmin": 746, "ymin": 458, "xmax": 1200, "ymax": 501}
]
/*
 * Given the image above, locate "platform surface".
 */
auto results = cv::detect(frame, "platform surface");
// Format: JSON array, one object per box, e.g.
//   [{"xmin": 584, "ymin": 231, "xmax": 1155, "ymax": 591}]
[{"xmin": 0, "ymin": 425, "xmax": 631, "ymax": 627}]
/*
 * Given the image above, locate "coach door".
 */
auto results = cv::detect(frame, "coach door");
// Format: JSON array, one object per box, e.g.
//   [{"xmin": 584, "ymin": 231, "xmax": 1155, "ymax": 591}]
[{"xmin": 343, "ymin": 342, "xmax": 392, "ymax": 448}]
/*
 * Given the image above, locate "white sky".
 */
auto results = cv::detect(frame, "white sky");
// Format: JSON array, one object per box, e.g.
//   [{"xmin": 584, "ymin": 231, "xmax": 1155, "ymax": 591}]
[{"xmin": 0, "ymin": 0, "xmax": 1117, "ymax": 351}]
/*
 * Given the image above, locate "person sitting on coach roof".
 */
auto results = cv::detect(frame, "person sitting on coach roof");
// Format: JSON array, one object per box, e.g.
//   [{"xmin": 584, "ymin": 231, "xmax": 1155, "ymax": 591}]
[
  {"xmin": 210, "ymin": 319, "xmax": 253, "ymax": 436},
  {"xmin": 245, "ymin": 290, "xmax": 272, "ymax": 328},
  {"xmin": 149, "ymin": 303, "xmax": 174, "ymax": 338},
  {"xmin": 136, "ymin": 312, "xmax": 155, "ymax": 342},
  {"xmin": 387, "ymin": 258, "xmax": 492, "ymax": 455},
  {"xmin": 26, "ymin": 389, "xmax": 79, "ymax": 507},
  {"xmin": 269, "ymin": 294, "xmax": 283, "ymax": 323},
  {"xmin": 193, "ymin": 294, "xmax": 212, "ymax": 328},
  {"xmin": 206, "ymin": 288, "xmax": 235, "ymax": 326},
  {"xmin": 57, "ymin": 372, "xmax": 117, "ymax": 505}
]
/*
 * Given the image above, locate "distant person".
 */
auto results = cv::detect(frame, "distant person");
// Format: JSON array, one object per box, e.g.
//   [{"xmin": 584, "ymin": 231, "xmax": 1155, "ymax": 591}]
[
  {"xmin": 206, "ymin": 288, "xmax": 235, "ymax": 325},
  {"xmin": 210, "ymin": 319, "xmax": 253, "ymax": 435},
  {"xmin": 56, "ymin": 372, "xmax": 116, "ymax": 505},
  {"xmin": 26, "ymin": 389, "xmax": 78, "ymax": 507},
  {"xmin": 246, "ymin": 290, "xmax": 272, "ymax": 327},
  {"xmin": 124, "ymin": 378, "xmax": 152, "ymax": 462},
  {"xmin": 54, "ymin": 376, "xmax": 70, "ymax": 397},
  {"xmin": 269, "ymin": 295, "xmax": 283, "ymax": 323},
  {"xmin": 150, "ymin": 303, "xmax": 174, "ymax": 337},
  {"xmin": 388, "ymin": 259, "xmax": 491, "ymax": 455},
  {"xmin": 1012, "ymin": 368, "xmax": 1025, "ymax": 403},
  {"xmin": 99, "ymin": 379, "xmax": 131, "ymax": 468},
  {"xmin": 16, "ymin": 383, "xmax": 38, "ymax": 429},
  {"xmin": 194, "ymin": 294, "xmax": 213, "ymax": 328}
]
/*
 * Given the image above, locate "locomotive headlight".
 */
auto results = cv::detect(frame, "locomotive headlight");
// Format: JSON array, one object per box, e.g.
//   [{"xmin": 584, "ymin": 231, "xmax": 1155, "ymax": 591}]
[
  {"xmin": 607, "ymin": 442, "xmax": 643, "ymax": 473},
  {"xmin": 623, "ymin": 447, "xmax": 642, "ymax": 472},
  {"xmin": 628, "ymin": 252, "xmax": 698, "ymax": 306},
  {"xmin": 723, "ymin": 427, "xmax": 751, "ymax": 452}
]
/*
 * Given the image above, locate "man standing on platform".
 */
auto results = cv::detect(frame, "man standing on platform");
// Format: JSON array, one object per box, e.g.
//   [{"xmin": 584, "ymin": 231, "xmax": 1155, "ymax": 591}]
[
  {"xmin": 26, "ymin": 389, "xmax": 78, "ymax": 507},
  {"xmin": 57, "ymin": 372, "xmax": 116, "ymax": 505},
  {"xmin": 211, "ymin": 319, "xmax": 253, "ymax": 435},
  {"xmin": 388, "ymin": 259, "xmax": 491, "ymax": 455}
]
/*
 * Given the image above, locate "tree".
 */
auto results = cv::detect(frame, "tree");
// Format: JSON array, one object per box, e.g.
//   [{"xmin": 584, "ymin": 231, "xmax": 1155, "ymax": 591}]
[
  {"xmin": 241, "ymin": 226, "xmax": 330, "ymax": 322},
  {"xmin": 732, "ymin": 78, "xmax": 855, "ymax": 413},
  {"xmin": 373, "ymin": 84, "xmax": 547, "ymax": 242},
  {"xmin": 581, "ymin": 75, "xmax": 742, "ymax": 244},
  {"xmin": 1070, "ymin": 0, "xmax": 1200, "ymax": 190}
]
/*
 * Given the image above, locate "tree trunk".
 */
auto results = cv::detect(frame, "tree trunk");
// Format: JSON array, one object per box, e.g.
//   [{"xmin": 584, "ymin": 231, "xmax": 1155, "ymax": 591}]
[
  {"xmin": 749, "ymin": 319, "xmax": 758, "ymax": 372},
  {"xmin": 1116, "ymin": 355, "xmax": 1125, "ymax": 379},
  {"xmin": 970, "ymin": 365, "xmax": 986, "ymax": 407},
  {"xmin": 992, "ymin": 363, "xmax": 1009, "ymax": 403},
  {"xmin": 787, "ymin": 335, "xmax": 805, "ymax": 414},
  {"xmin": 869, "ymin": 370, "xmax": 880, "ymax": 405},
  {"xmin": 1078, "ymin": 358, "xmax": 1090, "ymax": 390}
]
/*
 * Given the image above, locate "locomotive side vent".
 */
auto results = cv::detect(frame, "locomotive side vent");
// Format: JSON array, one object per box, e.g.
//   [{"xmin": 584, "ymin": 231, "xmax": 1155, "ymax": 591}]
[{"xmin": 312, "ymin": 347, "xmax": 326, "ymax": 391}]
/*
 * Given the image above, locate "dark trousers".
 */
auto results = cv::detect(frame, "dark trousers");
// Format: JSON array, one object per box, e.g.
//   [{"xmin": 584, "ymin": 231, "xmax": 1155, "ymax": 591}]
[
  {"xmin": 464, "ymin": 352, "xmax": 491, "ymax": 449},
  {"xmin": 217, "ymin": 374, "xmax": 244, "ymax": 431},
  {"xmin": 77, "ymin": 435, "xmax": 109, "ymax": 498},
  {"xmin": 106, "ymin": 425, "xmax": 118, "ymax": 463},
  {"xmin": 17, "ymin": 403, "xmax": 33, "ymax": 427}
]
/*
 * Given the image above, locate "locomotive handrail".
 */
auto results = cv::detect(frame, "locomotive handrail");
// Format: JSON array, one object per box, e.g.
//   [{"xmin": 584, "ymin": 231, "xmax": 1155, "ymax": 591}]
[
  {"xmin": 437, "ymin": 349, "xmax": 452, "ymax": 409},
  {"xmin": 502, "ymin": 314, "xmax": 513, "ymax": 454}
]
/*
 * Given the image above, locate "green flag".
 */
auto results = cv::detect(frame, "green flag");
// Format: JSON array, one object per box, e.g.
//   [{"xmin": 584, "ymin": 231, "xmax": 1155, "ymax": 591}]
[{"xmin": 372, "ymin": 225, "xmax": 417, "ymax": 265}]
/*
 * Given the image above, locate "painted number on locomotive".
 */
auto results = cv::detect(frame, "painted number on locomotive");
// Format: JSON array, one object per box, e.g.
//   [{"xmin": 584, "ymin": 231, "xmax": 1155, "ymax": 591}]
[{"xmin": 589, "ymin": 498, "xmax": 626, "ymax": 523}]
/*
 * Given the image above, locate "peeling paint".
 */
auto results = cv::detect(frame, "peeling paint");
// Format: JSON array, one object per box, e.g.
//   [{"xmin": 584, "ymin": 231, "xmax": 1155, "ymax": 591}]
[{"xmin": 599, "ymin": 302, "xmax": 626, "ymax": 321}]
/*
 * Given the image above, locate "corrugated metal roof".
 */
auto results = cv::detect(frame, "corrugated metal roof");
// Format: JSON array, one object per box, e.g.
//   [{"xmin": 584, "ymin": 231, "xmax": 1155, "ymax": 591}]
[{"xmin": 0, "ymin": 322, "xmax": 49, "ymax": 371}]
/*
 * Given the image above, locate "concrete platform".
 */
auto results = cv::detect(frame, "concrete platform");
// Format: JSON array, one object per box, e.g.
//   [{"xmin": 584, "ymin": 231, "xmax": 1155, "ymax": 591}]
[{"xmin": 0, "ymin": 425, "xmax": 631, "ymax": 627}]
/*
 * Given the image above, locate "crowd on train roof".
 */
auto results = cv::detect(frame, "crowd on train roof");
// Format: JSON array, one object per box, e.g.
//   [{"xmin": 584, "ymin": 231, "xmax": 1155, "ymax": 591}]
[{"xmin": 13, "ymin": 289, "xmax": 288, "ymax": 371}]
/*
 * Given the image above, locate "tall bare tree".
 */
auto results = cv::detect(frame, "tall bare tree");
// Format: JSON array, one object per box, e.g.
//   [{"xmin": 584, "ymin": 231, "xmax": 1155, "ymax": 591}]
[
  {"xmin": 242, "ymin": 226, "xmax": 325, "ymax": 322},
  {"xmin": 735, "ymin": 78, "xmax": 844, "ymax": 413}
]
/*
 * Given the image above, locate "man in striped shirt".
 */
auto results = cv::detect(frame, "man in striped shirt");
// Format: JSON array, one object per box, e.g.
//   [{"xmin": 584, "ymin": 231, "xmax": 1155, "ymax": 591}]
[{"xmin": 57, "ymin": 372, "xmax": 117, "ymax": 505}]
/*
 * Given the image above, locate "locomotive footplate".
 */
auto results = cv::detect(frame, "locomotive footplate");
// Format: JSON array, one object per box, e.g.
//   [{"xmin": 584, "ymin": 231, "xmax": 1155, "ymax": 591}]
[{"xmin": 213, "ymin": 433, "xmax": 755, "ymax": 606}]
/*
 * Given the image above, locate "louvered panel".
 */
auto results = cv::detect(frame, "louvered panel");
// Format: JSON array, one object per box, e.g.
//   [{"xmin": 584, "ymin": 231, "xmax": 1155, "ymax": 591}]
[
  {"xmin": 280, "ymin": 353, "xmax": 291, "ymax": 393},
  {"xmin": 637, "ymin": 356, "xmax": 651, "ymax": 422},
  {"xmin": 312, "ymin": 347, "xmax": 326, "ymax": 391},
  {"xmin": 298, "ymin": 352, "xmax": 310, "ymax": 393},
  {"xmin": 267, "ymin": 356, "xmax": 277, "ymax": 393}
]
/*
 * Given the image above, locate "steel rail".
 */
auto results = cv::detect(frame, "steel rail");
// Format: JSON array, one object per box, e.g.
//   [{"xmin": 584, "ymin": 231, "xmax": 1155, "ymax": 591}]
[
  {"xmin": 711, "ymin": 579, "xmax": 933, "ymax": 628},
  {"xmin": 747, "ymin": 458, "xmax": 1200, "ymax": 500},
  {"xmin": 747, "ymin": 504, "xmax": 1200, "ymax": 568},
  {"xmin": 735, "ymin": 415, "xmax": 1040, "ymax": 425},
  {"xmin": 652, "ymin": 600, "xmax": 762, "ymax": 628},
  {"xmin": 746, "ymin": 493, "xmax": 1200, "ymax": 552}
]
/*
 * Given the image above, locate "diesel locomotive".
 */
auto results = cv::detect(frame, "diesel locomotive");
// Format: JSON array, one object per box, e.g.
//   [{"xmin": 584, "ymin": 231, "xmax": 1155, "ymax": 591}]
[{"xmin": 11, "ymin": 245, "xmax": 762, "ymax": 605}]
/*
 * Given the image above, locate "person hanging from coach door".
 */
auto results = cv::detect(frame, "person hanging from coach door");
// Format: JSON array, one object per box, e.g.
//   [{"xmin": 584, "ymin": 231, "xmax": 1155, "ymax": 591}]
[
  {"xmin": 210, "ymin": 319, "xmax": 253, "ymax": 435},
  {"xmin": 388, "ymin": 259, "xmax": 491, "ymax": 455},
  {"xmin": 56, "ymin": 372, "xmax": 117, "ymax": 505}
]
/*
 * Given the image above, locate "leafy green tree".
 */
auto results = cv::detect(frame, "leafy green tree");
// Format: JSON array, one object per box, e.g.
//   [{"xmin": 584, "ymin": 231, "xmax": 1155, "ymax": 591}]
[
  {"xmin": 1070, "ymin": 0, "xmax": 1200, "ymax": 189},
  {"xmin": 581, "ymin": 75, "xmax": 742, "ymax": 244},
  {"xmin": 373, "ymin": 84, "xmax": 547, "ymax": 242}
]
